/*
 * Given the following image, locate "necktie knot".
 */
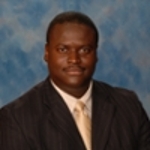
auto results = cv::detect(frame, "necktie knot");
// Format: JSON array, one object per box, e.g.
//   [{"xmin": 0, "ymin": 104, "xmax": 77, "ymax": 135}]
[{"xmin": 74, "ymin": 101, "xmax": 85, "ymax": 112}]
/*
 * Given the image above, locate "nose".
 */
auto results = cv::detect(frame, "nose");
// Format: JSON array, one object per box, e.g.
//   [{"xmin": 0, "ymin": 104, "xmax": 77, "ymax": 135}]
[{"xmin": 68, "ymin": 50, "xmax": 81, "ymax": 64}]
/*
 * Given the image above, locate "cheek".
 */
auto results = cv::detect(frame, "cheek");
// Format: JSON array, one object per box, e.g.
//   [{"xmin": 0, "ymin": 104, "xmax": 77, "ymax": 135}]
[
  {"xmin": 83, "ymin": 55, "xmax": 97, "ymax": 67},
  {"xmin": 48, "ymin": 55, "xmax": 67, "ymax": 69}
]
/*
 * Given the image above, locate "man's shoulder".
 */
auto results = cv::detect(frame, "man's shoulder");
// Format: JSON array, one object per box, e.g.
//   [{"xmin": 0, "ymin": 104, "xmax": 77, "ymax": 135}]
[
  {"xmin": 0, "ymin": 78, "xmax": 49, "ymax": 114},
  {"xmin": 93, "ymin": 80, "xmax": 149, "ymax": 120},
  {"xmin": 93, "ymin": 79, "xmax": 134, "ymax": 94},
  {"xmin": 0, "ymin": 78, "xmax": 52, "ymax": 134},
  {"xmin": 93, "ymin": 80, "xmax": 141, "ymax": 107}
]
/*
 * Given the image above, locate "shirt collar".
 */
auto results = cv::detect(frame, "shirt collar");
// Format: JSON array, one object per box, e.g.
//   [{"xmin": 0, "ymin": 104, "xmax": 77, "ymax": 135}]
[{"xmin": 50, "ymin": 80, "xmax": 93, "ymax": 114}]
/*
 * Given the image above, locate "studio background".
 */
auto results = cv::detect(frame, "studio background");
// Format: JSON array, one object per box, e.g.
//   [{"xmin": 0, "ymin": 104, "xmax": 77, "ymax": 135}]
[{"xmin": 0, "ymin": 0, "xmax": 150, "ymax": 117}]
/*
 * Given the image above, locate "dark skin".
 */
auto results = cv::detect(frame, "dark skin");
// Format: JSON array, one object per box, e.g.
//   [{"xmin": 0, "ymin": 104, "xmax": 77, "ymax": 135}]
[{"xmin": 44, "ymin": 22, "xmax": 98, "ymax": 98}]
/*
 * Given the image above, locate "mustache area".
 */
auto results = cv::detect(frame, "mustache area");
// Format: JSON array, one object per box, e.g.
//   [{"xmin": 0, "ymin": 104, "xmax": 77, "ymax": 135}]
[{"xmin": 63, "ymin": 66, "xmax": 85, "ymax": 74}]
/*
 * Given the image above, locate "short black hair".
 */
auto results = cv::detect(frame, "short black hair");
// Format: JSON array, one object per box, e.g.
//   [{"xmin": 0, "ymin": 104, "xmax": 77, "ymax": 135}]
[{"xmin": 46, "ymin": 11, "xmax": 99, "ymax": 44}]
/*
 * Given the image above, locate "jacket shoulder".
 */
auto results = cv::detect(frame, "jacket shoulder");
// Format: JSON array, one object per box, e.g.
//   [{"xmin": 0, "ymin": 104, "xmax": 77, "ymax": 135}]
[
  {"xmin": 0, "ymin": 79, "xmax": 48, "ymax": 116},
  {"xmin": 93, "ymin": 80, "xmax": 143, "ymax": 111},
  {"xmin": 93, "ymin": 80, "xmax": 150, "ymax": 126}
]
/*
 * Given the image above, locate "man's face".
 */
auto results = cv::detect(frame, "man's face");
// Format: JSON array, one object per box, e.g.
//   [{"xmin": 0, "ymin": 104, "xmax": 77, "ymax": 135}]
[{"xmin": 44, "ymin": 22, "xmax": 97, "ymax": 92}]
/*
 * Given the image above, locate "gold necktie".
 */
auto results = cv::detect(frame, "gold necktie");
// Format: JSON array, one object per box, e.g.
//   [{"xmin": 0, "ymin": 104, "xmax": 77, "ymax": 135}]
[{"xmin": 74, "ymin": 101, "xmax": 91, "ymax": 150}]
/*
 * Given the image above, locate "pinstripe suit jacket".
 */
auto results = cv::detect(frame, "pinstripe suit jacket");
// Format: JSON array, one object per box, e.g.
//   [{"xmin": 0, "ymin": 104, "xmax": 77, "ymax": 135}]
[{"xmin": 0, "ymin": 78, "xmax": 150, "ymax": 150}]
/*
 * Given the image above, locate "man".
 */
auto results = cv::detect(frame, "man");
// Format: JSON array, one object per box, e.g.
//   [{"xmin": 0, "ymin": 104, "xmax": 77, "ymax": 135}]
[{"xmin": 0, "ymin": 11, "xmax": 150, "ymax": 150}]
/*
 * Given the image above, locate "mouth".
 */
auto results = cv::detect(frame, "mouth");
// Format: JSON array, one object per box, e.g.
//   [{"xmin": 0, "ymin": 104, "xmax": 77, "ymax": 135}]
[{"xmin": 64, "ymin": 66, "xmax": 85, "ymax": 76}]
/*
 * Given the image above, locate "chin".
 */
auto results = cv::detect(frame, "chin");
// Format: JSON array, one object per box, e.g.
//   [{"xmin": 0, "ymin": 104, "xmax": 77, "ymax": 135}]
[{"xmin": 65, "ymin": 78, "xmax": 90, "ymax": 88}]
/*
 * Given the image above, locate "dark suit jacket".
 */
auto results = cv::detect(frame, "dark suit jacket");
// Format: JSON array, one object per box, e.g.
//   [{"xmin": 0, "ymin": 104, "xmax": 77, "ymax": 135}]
[{"xmin": 0, "ymin": 78, "xmax": 150, "ymax": 150}]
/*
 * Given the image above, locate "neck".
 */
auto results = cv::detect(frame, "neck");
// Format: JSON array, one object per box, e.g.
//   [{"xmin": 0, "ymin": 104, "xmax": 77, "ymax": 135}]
[
  {"xmin": 51, "ymin": 80, "xmax": 91, "ymax": 98},
  {"xmin": 61, "ymin": 84, "xmax": 89, "ymax": 98}
]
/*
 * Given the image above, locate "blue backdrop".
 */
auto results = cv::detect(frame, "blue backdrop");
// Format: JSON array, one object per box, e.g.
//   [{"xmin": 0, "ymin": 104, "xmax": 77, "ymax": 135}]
[{"xmin": 0, "ymin": 0, "xmax": 150, "ymax": 117}]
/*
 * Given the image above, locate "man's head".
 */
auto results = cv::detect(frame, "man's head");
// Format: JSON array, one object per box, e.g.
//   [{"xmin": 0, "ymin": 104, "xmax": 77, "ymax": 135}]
[
  {"xmin": 44, "ymin": 11, "xmax": 99, "ymax": 97},
  {"xmin": 46, "ymin": 11, "xmax": 99, "ymax": 45}
]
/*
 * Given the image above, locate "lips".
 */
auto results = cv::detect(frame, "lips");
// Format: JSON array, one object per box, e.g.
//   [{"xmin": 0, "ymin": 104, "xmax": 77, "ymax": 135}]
[{"xmin": 64, "ymin": 66, "xmax": 85, "ymax": 75}]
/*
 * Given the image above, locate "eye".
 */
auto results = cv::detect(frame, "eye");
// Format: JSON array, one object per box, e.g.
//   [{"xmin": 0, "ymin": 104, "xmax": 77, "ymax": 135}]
[
  {"xmin": 79, "ymin": 47, "xmax": 91, "ymax": 54},
  {"xmin": 57, "ymin": 47, "xmax": 68, "ymax": 53}
]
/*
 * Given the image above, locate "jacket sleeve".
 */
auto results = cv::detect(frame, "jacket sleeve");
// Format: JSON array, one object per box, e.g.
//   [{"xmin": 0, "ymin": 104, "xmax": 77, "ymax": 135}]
[
  {"xmin": 125, "ymin": 91, "xmax": 150, "ymax": 150},
  {"xmin": 126, "ymin": 90, "xmax": 150, "ymax": 150},
  {"xmin": 112, "ymin": 87, "xmax": 150, "ymax": 150},
  {"xmin": 0, "ymin": 107, "xmax": 30, "ymax": 150},
  {"xmin": 137, "ymin": 102, "xmax": 150, "ymax": 150}
]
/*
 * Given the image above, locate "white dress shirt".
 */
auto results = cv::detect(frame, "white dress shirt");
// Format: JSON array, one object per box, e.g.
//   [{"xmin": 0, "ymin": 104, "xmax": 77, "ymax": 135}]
[{"xmin": 50, "ymin": 80, "xmax": 93, "ymax": 118}]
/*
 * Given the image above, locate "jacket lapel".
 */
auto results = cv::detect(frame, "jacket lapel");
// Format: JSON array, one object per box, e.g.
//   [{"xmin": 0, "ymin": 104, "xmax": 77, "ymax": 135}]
[
  {"xmin": 92, "ymin": 81, "xmax": 116, "ymax": 150},
  {"xmin": 41, "ymin": 79, "xmax": 116, "ymax": 150},
  {"xmin": 42, "ymin": 79, "xmax": 86, "ymax": 150}
]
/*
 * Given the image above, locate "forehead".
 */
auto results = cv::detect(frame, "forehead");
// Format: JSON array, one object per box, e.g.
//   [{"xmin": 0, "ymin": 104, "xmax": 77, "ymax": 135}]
[{"xmin": 49, "ymin": 22, "xmax": 96, "ymax": 40}]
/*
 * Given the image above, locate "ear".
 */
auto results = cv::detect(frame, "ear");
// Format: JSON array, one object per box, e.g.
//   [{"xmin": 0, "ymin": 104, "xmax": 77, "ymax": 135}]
[{"xmin": 44, "ymin": 43, "xmax": 49, "ymax": 62}]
